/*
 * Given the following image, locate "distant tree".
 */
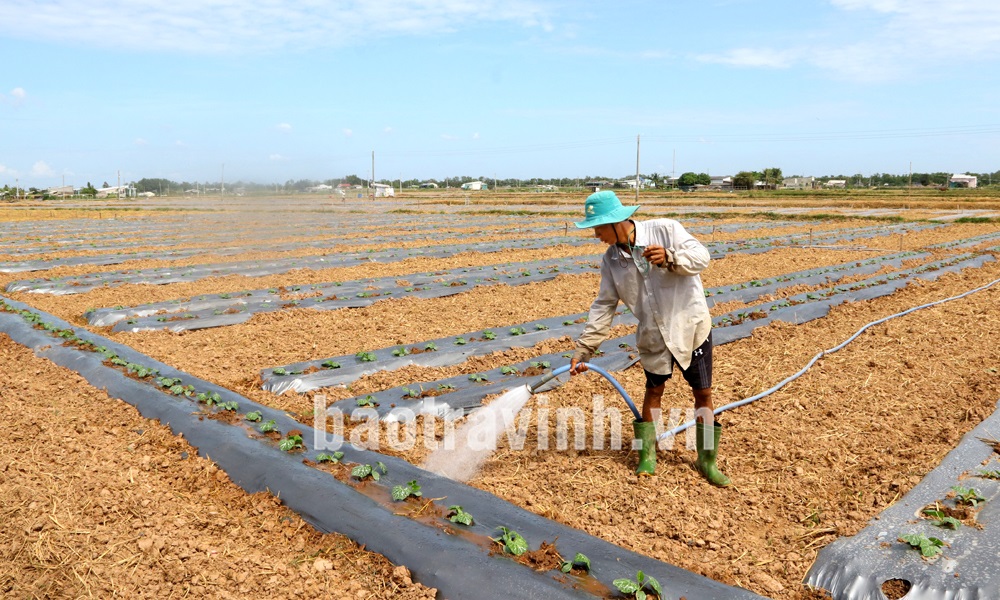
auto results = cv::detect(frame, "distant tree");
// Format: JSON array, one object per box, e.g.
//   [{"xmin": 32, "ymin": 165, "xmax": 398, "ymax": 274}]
[
  {"xmin": 102, "ymin": 181, "xmax": 110, "ymax": 189},
  {"xmin": 81, "ymin": 182, "xmax": 98, "ymax": 197},
  {"xmin": 678, "ymin": 172, "xmax": 699, "ymax": 186},
  {"xmin": 762, "ymin": 167, "xmax": 783, "ymax": 188},
  {"xmin": 733, "ymin": 172, "xmax": 757, "ymax": 189}
]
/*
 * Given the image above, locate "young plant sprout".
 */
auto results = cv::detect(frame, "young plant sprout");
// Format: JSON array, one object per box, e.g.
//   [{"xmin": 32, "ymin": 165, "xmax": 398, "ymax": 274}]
[
  {"xmin": 278, "ymin": 434, "xmax": 304, "ymax": 452},
  {"xmin": 351, "ymin": 462, "xmax": 387, "ymax": 481},
  {"xmin": 493, "ymin": 527, "xmax": 528, "ymax": 556},
  {"xmin": 391, "ymin": 480, "xmax": 422, "ymax": 501},
  {"xmin": 613, "ymin": 570, "xmax": 663, "ymax": 600},
  {"xmin": 899, "ymin": 533, "xmax": 945, "ymax": 558},
  {"xmin": 447, "ymin": 505, "xmax": 474, "ymax": 526},
  {"xmin": 560, "ymin": 552, "xmax": 591, "ymax": 574},
  {"xmin": 315, "ymin": 451, "xmax": 345, "ymax": 463},
  {"xmin": 245, "ymin": 411, "xmax": 262, "ymax": 422}
]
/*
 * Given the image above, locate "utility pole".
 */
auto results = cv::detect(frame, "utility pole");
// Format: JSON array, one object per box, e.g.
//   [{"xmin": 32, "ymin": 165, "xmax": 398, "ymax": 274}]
[
  {"xmin": 371, "ymin": 151, "xmax": 375, "ymax": 199},
  {"xmin": 635, "ymin": 134, "xmax": 641, "ymax": 205},
  {"xmin": 221, "ymin": 164, "xmax": 225, "ymax": 197}
]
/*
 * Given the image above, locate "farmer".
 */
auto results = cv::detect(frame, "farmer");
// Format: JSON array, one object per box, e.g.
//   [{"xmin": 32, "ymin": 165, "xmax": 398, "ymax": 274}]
[{"xmin": 568, "ymin": 190, "xmax": 729, "ymax": 485}]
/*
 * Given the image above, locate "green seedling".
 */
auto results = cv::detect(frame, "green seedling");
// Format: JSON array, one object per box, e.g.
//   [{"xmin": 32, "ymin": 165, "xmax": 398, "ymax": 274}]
[
  {"xmin": 272, "ymin": 367, "xmax": 288, "ymax": 376},
  {"xmin": 424, "ymin": 342, "xmax": 438, "ymax": 351},
  {"xmin": 447, "ymin": 505, "xmax": 474, "ymax": 526},
  {"xmin": 493, "ymin": 527, "xmax": 528, "ymax": 556},
  {"xmin": 258, "ymin": 419, "xmax": 277, "ymax": 433},
  {"xmin": 482, "ymin": 330, "xmax": 496, "ymax": 340},
  {"xmin": 454, "ymin": 337, "xmax": 467, "ymax": 345},
  {"xmin": 899, "ymin": 533, "xmax": 945, "ymax": 558},
  {"xmin": 196, "ymin": 391, "xmax": 222, "ymax": 405},
  {"xmin": 392, "ymin": 346, "xmax": 410, "ymax": 357},
  {"xmin": 952, "ymin": 486, "xmax": 986, "ymax": 507},
  {"xmin": 975, "ymin": 469, "xmax": 1000, "ymax": 479},
  {"xmin": 501, "ymin": 366, "xmax": 520, "ymax": 375},
  {"xmin": 126, "ymin": 363, "xmax": 158, "ymax": 378},
  {"xmin": 468, "ymin": 373, "xmax": 488, "ymax": 382},
  {"xmin": 279, "ymin": 434, "xmax": 304, "ymax": 452},
  {"xmin": 315, "ymin": 451, "xmax": 345, "ymax": 463},
  {"xmin": 219, "ymin": 401, "xmax": 239, "ymax": 411},
  {"xmin": 169, "ymin": 384, "xmax": 195, "ymax": 397},
  {"xmin": 402, "ymin": 386, "xmax": 421, "ymax": 398},
  {"xmin": 357, "ymin": 395, "xmax": 378, "ymax": 407},
  {"xmin": 355, "ymin": 351, "xmax": 377, "ymax": 362},
  {"xmin": 563, "ymin": 320, "xmax": 574, "ymax": 326},
  {"xmin": 438, "ymin": 383, "xmax": 456, "ymax": 391},
  {"xmin": 156, "ymin": 376, "xmax": 182, "ymax": 388},
  {"xmin": 530, "ymin": 361, "xmax": 551, "ymax": 369},
  {"xmin": 351, "ymin": 462, "xmax": 387, "ymax": 481},
  {"xmin": 560, "ymin": 552, "xmax": 592, "ymax": 574},
  {"xmin": 535, "ymin": 324, "xmax": 549, "ymax": 331},
  {"xmin": 245, "ymin": 411, "xmax": 262, "ymax": 422},
  {"xmin": 613, "ymin": 570, "xmax": 663, "ymax": 600},
  {"xmin": 922, "ymin": 507, "xmax": 962, "ymax": 529},
  {"xmin": 321, "ymin": 360, "xmax": 341, "ymax": 369},
  {"xmin": 509, "ymin": 326, "xmax": 527, "ymax": 336},
  {"xmin": 391, "ymin": 480, "xmax": 423, "ymax": 501}
]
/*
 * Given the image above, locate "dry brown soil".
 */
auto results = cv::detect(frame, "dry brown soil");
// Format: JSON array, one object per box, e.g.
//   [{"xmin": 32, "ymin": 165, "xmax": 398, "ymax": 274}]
[{"xmin": 2, "ymin": 198, "xmax": 999, "ymax": 599}]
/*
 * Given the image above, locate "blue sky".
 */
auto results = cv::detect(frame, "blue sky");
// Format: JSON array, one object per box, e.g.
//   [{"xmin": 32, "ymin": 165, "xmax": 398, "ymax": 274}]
[{"xmin": 2, "ymin": 0, "xmax": 999, "ymax": 188}]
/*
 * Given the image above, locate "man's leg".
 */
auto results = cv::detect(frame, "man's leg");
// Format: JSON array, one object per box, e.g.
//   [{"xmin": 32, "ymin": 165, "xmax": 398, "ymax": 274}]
[
  {"xmin": 683, "ymin": 335, "xmax": 731, "ymax": 487},
  {"xmin": 634, "ymin": 371, "xmax": 669, "ymax": 476}
]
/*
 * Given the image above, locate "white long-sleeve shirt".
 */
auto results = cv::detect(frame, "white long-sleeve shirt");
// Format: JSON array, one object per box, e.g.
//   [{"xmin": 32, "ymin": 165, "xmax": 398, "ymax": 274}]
[{"xmin": 575, "ymin": 218, "xmax": 712, "ymax": 372}]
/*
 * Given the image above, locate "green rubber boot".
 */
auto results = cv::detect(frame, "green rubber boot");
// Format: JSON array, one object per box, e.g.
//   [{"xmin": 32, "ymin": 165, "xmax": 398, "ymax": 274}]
[
  {"xmin": 695, "ymin": 422, "xmax": 731, "ymax": 487},
  {"xmin": 633, "ymin": 420, "xmax": 657, "ymax": 476}
]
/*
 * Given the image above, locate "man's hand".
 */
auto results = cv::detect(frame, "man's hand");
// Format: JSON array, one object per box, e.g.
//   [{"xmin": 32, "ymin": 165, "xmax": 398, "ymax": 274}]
[
  {"xmin": 642, "ymin": 245, "xmax": 675, "ymax": 270},
  {"xmin": 569, "ymin": 357, "xmax": 589, "ymax": 375}
]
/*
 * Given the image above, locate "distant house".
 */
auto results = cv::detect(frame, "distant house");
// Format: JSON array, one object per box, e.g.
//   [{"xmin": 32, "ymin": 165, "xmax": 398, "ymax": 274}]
[
  {"xmin": 619, "ymin": 176, "xmax": 655, "ymax": 189},
  {"xmin": 585, "ymin": 181, "xmax": 611, "ymax": 192},
  {"xmin": 949, "ymin": 173, "xmax": 978, "ymax": 188},
  {"xmin": 708, "ymin": 176, "xmax": 733, "ymax": 189},
  {"xmin": 372, "ymin": 183, "xmax": 395, "ymax": 197},
  {"xmin": 45, "ymin": 185, "xmax": 74, "ymax": 196},
  {"xmin": 419, "ymin": 182, "xmax": 439, "ymax": 188},
  {"xmin": 824, "ymin": 179, "xmax": 847, "ymax": 189},
  {"xmin": 783, "ymin": 177, "xmax": 816, "ymax": 190},
  {"xmin": 307, "ymin": 184, "xmax": 333, "ymax": 192},
  {"xmin": 461, "ymin": 181, "xmax": 487, "ymax": 191},
  {"xmin": 97, "ymin": 185, "xmax": 136, "ymax": 198}
]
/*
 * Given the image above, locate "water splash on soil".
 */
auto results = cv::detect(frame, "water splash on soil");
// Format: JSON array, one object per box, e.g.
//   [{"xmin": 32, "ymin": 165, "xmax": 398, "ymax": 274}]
[{"xmin": 422, "ymin": 385, "xmax": 533, "ymax": 482}]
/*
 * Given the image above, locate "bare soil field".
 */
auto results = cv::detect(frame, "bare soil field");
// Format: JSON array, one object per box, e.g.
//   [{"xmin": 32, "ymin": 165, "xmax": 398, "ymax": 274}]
[{"xmin": 2, "ymin": 192, "xmax": 999, "ymax": 599}]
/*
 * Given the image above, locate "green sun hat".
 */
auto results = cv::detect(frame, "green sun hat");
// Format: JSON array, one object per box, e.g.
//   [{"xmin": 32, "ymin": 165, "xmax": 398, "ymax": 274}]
[{"xmin": 574, "ymin": 190, "xmax": 640, "ymax": 228}]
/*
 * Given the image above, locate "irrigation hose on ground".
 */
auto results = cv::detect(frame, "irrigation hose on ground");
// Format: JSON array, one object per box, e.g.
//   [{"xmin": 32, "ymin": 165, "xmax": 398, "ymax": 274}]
[
  {"xmin": 529, "ymin": 362, "xmax": 642, "ymax": 420},
  {"xmin": 658, "ymin": 275, "xmax": 1000, "ymax": 442}
]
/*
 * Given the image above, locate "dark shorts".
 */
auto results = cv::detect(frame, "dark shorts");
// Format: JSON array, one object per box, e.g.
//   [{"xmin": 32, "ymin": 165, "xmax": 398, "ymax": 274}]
[{"xmin": 644, "ymin": 332, "xmax": 712, "ymax": 390}]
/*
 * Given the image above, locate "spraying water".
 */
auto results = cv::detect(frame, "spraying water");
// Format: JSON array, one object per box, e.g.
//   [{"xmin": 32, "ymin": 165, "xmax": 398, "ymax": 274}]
[{"xmin": 422, "ymin": 384, "xmax": 533, "ymax": 482}]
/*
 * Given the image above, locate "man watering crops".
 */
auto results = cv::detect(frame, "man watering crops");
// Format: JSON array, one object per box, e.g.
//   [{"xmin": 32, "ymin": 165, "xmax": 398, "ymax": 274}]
[{"xmin": 568, "ymin": 190, "xmax": 729, "ymax": 486}]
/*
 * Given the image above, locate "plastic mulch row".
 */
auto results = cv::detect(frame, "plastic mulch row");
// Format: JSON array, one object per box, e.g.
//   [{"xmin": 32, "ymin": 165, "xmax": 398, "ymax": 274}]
[{"xmin": 0, "ymin": 296, "xmax": 765, "ymax": 600}]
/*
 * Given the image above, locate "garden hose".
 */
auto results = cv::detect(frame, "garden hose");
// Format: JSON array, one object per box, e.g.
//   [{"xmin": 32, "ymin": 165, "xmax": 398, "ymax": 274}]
[
  {"xmin": 529, "ymin": 363, "xmax": 642, "ymax": 420},
  {"xmin": 658, "ymin": 275, "xmax": 1000, "ymax": 442}
]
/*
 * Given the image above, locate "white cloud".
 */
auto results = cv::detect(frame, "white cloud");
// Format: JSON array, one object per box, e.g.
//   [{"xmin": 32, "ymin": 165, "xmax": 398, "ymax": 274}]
[
  {"xmin": 275, "ymin": 123, "xmax": 292, "ymax": 132},
  {"xmin": 696, "ymin": 48, "xmax": 796, "ymax": 69},
  {"xmin": 31, "ymin": 161, "xmax": 54, "ymax": 176},
  {"xmin": 698, "ymin": 0, "xmax": 1000, "ymax": 81},
  {"xmin": 134, "ymin": 138, "xmax": 148, "ymax": 145},
  {"xmin": 383, "ymin": 126, "xmax": 394, "ymax": 134},
  {"xmin": 472, "ymin": 132, "xmax": 480, "ymax": 140},
  {"xmin": 269, "ymin": 153, "xmax": 289, "ymax": 161},
  {"xmin": 0, "ymin": 1, "xmax": 553, "ymax": 54},
  {"xmin": 0, "ymin": 164, "xmax": 16, "ymax": 176},
  {"xmin": 1, "ymin": 87, "xmax": 27, "ymax": 106},
  {"xmin": 440, "ymin": 133, "xmax": 458, "ymax": 141},
  {"xmin": 342, "ymin": 128, "xmax": 353, "ymax": 137},
  {"xmin": 175, "ymin": 140, "xmax": 187, "ymax": 147}
]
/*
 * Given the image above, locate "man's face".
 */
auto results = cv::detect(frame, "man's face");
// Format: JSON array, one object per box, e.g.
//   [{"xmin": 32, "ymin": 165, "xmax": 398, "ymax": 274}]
[{"xmin": 593, "ymin": 222, "xmax": 618, "ymax": 245}]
